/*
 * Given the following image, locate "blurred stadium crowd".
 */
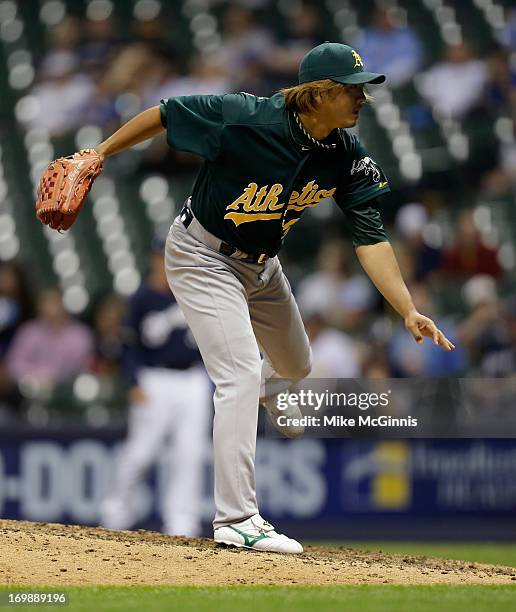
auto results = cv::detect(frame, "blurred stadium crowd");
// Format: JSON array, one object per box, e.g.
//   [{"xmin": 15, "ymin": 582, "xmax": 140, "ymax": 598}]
[{"xmin": 0, "ymin": 0, "xmax": 515, "ymax": 425}]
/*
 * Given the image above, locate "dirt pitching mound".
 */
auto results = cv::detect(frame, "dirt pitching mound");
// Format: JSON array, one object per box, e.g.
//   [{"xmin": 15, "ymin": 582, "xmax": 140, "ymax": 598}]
[{"xmin": 0, "ymin": 520, "xmax": 514, "ymax": 586}]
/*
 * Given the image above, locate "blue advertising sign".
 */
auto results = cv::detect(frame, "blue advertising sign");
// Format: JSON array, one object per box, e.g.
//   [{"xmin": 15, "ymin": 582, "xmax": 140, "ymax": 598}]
[{"xmin": 1, "ymin": 430, "xmax": 515, "ymax": 539}]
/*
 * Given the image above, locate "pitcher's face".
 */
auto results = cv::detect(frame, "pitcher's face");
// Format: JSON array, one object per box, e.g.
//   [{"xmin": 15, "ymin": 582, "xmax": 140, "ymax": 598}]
[{"xmin": 320, "ymin": 83, "xmax": 367, "ymax": 128}]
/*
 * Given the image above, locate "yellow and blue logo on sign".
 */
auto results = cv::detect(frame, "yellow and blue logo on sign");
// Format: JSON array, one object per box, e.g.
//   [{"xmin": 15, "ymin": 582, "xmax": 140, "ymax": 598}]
[{"xmin": 342, "ymin": 441, "xmax": 411, "ymax": 511}]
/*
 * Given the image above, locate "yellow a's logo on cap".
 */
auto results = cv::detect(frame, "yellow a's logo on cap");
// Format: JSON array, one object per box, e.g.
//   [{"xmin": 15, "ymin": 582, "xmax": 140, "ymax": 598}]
[{"xmin": 351, "ymin": 49, "xmax": 363, "ymax": 68}]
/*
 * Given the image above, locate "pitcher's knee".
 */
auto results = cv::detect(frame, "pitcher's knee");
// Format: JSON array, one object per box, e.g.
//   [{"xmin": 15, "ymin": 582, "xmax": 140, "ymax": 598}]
[{"xmin": 275, "ymin": 348, "xmax": 312, "ymax": 380}]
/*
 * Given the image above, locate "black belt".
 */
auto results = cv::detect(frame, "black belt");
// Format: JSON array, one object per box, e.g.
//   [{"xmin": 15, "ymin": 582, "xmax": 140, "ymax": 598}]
[{"xmin": 180, "ymin": 205, "xmax": 269, "ymax": 264}]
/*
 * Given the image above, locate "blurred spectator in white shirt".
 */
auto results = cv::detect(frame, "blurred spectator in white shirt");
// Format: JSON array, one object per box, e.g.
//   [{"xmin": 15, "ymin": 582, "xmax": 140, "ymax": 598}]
[
  {"xmin": 355, "ymin": 7, "xmax": 423, "ymax": 87},
  {"xmin": 296, "ymin": 239, "xmax": 375, "ymax": 333},
  {"xmin": 419, "ymin": 42, "xmax": 487, "ymax": 119},
  {"xmin": 25, "ymin": 52, "xmax": 94, "ymax": 135},
  {"xmin": 303, "ymin": 309, "xmax": 361, "ymax": 378}
]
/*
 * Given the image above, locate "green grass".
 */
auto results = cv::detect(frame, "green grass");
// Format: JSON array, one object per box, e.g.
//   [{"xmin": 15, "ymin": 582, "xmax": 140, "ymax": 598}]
[
  {"xmin": 2, "ymin": 585, "xmax": 516, "ymax": 612},
  {"xmin": 317, "ymin": 542, "xmax": 516, "ymax": 568}
]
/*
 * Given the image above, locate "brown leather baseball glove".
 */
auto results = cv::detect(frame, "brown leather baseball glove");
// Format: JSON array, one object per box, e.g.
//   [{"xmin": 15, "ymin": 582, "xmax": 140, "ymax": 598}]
[{"xmin": 35, "ymin": 149, "xmax": 103, "ymax": 231}]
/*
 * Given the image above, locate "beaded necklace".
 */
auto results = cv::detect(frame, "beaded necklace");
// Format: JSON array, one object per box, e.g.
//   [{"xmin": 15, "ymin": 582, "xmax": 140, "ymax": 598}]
[{"xmin": 293, "ymin": 112, "xmax": 337, "ymax": 150}]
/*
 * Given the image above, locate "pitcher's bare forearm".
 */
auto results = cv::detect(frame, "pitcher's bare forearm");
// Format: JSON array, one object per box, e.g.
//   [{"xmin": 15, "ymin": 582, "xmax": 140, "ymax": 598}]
[
  {"xmin": 355, "ymin": 241, "xmax": 415, "ymax": 317},
  {"xmin": 356, "ymin": 241, "xmax": 455, "ymax": 350},
  {"xmin": 96, "ymin": 106, "xmax": 164, "ymax": 160}
]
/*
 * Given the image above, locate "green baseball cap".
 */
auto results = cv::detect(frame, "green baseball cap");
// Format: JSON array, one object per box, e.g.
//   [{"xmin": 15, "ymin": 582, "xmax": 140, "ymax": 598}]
[{"xmin": 299, "ymin": 42, "xmax": 385, "ymax": 85}]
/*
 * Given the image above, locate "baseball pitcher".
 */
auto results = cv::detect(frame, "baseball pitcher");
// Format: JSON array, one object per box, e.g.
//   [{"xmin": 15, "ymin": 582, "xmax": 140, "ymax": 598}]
[{"xmin": 36, "ymin": 43, "xmax": 454, "ymax": 554}]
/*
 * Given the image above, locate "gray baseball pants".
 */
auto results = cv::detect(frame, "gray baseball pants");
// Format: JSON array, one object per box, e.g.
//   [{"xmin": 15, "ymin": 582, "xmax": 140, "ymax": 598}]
[{"xmin": 165, "ymin": 213, "xmax": 311, "ymax": 529}]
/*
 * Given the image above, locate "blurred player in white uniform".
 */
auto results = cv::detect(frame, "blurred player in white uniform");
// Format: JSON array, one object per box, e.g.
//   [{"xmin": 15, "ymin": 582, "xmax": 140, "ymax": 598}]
[{"xmin": 100, "ymin": 241, "xmax": 211, "ymax": 536}]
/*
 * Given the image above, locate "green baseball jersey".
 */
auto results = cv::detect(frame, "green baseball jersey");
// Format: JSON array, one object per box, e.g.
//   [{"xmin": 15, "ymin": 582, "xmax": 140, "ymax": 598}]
[{"xmin": 160, "ymin": 92, "xmax": 390, "ymax": 255}]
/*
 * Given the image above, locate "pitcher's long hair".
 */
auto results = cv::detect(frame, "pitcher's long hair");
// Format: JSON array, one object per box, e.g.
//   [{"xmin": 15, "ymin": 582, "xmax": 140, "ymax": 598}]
[{"xmin": 280, "ymin": 79, "xmax": 373, "ymax": 113}]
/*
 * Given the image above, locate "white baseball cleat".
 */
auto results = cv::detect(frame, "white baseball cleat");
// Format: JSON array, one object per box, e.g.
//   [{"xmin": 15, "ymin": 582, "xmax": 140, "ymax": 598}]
[
  {"xmin": 214, "ymin": 514, "xmax": 303, "ymax": 554},
  {"xmin": 261, "ymin": 394, "xmax": 305, "ymax": 438}
]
